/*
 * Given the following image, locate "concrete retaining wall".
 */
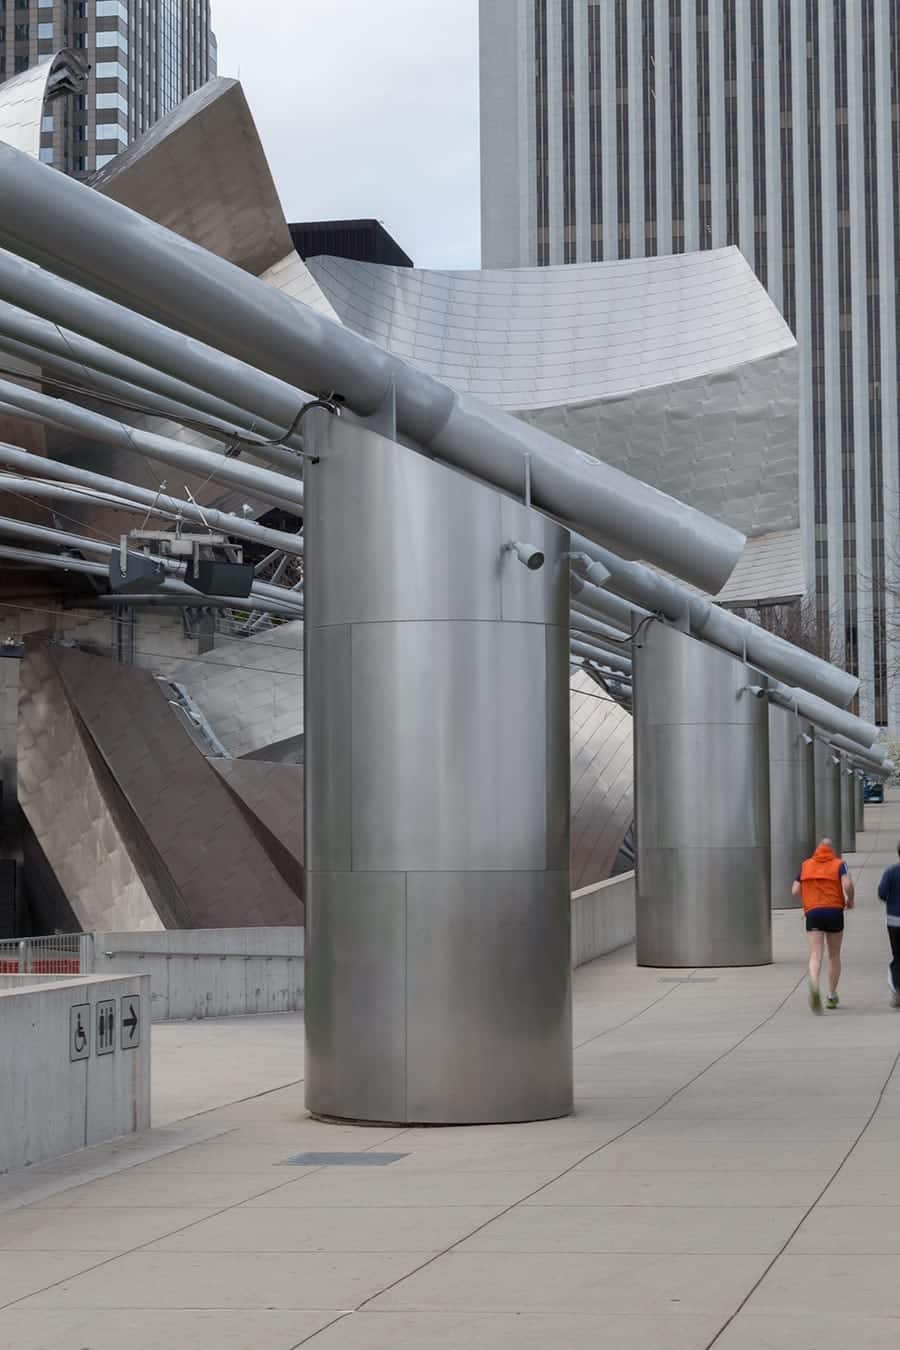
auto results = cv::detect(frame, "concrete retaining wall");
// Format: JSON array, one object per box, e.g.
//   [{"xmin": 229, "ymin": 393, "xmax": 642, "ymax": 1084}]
[
  {"xmin": 0, "ymin": 972, "xmax": 150, "ymax": 1174},
  {"xmin": 91, "ymin": 927, "xmax": 304, "ymax": 1021},
  {"xmin": 572, "ymin": 871, "xmax": 636, "ymax": 968}
]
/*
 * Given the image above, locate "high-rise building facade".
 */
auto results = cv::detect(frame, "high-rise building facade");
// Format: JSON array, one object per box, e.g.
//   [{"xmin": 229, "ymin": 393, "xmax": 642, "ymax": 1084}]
[
  {"xmin": 0, "ymin": 0, "xmax": 216, "ymax": 176},
  {"xmin": 481, "ymin": 0, "xmax": 900, "ymax": 728}
]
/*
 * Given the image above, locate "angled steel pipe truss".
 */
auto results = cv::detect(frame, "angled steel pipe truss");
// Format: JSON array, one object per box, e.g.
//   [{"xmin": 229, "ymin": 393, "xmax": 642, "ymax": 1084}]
[{"xmin": 0, "ymin": 138, "xmax": 871, "ymax": 756}]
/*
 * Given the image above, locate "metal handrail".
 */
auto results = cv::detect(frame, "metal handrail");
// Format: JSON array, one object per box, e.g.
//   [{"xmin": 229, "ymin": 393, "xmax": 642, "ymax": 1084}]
[{"xmin": 101, "ymin": 950, "xmax": 300, "ymax": 961}]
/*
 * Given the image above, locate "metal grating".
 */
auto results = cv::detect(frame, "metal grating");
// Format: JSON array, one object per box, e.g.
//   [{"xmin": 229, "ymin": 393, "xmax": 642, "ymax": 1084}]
[{"xmin": 280, "ymin": 1152, "xmax": 409, "ymax": 1167}]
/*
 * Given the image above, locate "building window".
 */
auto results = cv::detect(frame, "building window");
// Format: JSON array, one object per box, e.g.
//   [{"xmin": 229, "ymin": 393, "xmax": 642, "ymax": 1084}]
[
  {"xmin": 561, "ymin": 0, "xmax": 577, "ymax": 263},
  {"xmin": 95, "ymin": 61, "xmax": 129, "ymax": 82},
  {"xmin": 534, "ymin": 0, "xmax": 550, "ymax": 266},
  {"xmin": 96, "ymin": 121, "xmax": 127, "ymax": 142},
  {"xmin": 96, "ymin": 30, "xmax": 129, "ymax": 53},
  {"xmin": 588, "ymin": 3, "xmax": 603, "ymax": 261}
]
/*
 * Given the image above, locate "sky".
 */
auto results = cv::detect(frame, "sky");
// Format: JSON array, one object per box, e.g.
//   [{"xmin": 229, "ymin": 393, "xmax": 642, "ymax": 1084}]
[{"xmin": 211, "ymin": 0, "xmax": 481, "ymax": 270}]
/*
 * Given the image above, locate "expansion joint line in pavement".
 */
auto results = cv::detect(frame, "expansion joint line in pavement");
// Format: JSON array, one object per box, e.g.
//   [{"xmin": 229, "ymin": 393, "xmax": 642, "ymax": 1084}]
[
  {"xmin": 294, "ymin": 965, "xmax": 813, "ymax": 1344},
  {"xmin": 572, "ymin": 967, "xmax": 698, "ymax": 1049},
  {"xmin": 702, "ymin": 1045, "xmax": 900, "ymax": 1350}
]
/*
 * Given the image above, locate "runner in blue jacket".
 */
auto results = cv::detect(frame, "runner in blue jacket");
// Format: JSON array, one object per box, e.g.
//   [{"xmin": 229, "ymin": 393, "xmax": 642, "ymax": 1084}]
[{"xmin": 876, "ymin": 844, "xmax": 900, "ymax": 1007}]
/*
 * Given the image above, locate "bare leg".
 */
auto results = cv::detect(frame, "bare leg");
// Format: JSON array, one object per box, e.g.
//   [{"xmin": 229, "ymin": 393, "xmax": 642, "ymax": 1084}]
[
  {"xmin": 807, "ymin": 931, "xmax": 824, "ymax": 989},
  {"xmin": 825, "ymin": 930, "xmax": 843, "ymax": 996}
]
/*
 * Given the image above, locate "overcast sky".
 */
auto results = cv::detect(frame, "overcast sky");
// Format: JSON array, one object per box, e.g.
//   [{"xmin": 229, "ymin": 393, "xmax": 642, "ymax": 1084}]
[{"xmin": 212, "ymin": 0, "xmax": 481, "ymax": 270}]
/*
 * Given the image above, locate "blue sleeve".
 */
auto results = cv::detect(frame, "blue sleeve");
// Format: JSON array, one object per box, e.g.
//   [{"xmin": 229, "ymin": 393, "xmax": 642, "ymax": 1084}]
[
  {"xmin": 879, "ymin": 869, "xmax": 889, "ymax": 901},
  {"xmin": 839, "ymin": 862, "xmax": 847, "ymax": 877}
]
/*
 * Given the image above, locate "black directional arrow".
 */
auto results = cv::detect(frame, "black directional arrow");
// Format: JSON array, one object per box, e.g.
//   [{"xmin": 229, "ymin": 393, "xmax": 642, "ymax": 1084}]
[{"xmin": 123, "ymin": 1002, "xmax": 138, "ymax": 1041}]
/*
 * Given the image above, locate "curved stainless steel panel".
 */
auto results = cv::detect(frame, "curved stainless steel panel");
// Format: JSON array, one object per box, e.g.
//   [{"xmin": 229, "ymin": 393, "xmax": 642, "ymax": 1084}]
[
  {"xmin": 634, "ymin": 621, "xmax": 771, "ymax": 968},
  {"xmin": 570, "ymin": 668, "xmax": 633, "ymax": 889},
  {"xmin": 305, "ymin": 414, "xmax": 572, "ymax": 1124},
  {"xmin": 769, "ymin": 705, "xmax": 815, "ymax": 909},
  {"xmin": 813, "ymin": 739, "xmax": 843, "ymax": 855},
  {"xmin": 404, "ymin": 870, "xmax": 572, "ymax": 1124},
  {"xmin": 840, "ymin": 761, "xmax": 857, "ymax": 855},
  {"xmin": 303, "ymin": 871, "xmax": 408, "ymax": 1126},
  {"xmin": 349, "ymin": 619, "xmax": 550, "ymax": 872}
]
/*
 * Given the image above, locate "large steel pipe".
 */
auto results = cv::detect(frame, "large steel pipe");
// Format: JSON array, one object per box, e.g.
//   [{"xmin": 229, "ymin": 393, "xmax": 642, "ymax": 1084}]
[
  {"xmin": 569, "ymin": 637, "xmax": 632, "ymax": 676},
  {"xmin": 634, "ymin": 621, "xmax": 771, "ymax": 967},
  {"xmin": 840, "ymin": 760, "xmax": 857, "ymax": 854},
  {"xmin": 766, "ymin": 684, "xmax": 877, "ymax": 751},
  {"xmin": 768, "ymin": 704, "xmax": 815, "ymax": 909},
  {"xmin": 304, "ymin": 412, "xmax": 572, "ymax": 1124},
  {"xmin": 0, "ymin": 143, "xmax": 744, "ymax": 592},
  {"xmin": 0, "ymin": 445, "xmax": 304, "ymax": 556},
  {"xmin": 0, "ymin": 377, "xmax": 304, "ymax": 514},
  {"xmin": 573, "ymin": 536, "xmax": 859, "ymax": 711},
  {"xmin": 0, "ymin": 304, "xmax": 283, "ymax": 441},
  {"xmin": 0, "ymin": 252, "xmax": 311, "ymax": 445},
  {"xmin": 813, "ymin": 739, "xmax": 843, "ymax": 854}
]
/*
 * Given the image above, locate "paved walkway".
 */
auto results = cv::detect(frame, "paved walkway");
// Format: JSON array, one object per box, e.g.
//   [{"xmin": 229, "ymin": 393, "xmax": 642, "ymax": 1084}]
[{"xmin": 2, "ymin": 802, "xmax": 900, "ymax": 1349}]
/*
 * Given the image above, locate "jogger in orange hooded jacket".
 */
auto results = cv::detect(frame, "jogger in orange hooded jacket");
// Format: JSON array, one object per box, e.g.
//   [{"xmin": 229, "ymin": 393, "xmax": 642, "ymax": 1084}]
[{"xmin": 792, "ymin": 839, "xmax": 855, "ymax": 1014}]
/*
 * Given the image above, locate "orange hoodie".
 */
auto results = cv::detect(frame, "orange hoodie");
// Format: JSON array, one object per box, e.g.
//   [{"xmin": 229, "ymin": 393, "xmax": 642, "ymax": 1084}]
[{"xmin": 798, "ymin": 843, "xmax": 847, "ymax": 912}]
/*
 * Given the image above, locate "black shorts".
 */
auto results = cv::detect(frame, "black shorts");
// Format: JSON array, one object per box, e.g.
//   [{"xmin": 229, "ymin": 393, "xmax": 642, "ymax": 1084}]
[{"xmin": 805, "ymin": 908, "xmax": 845, "ymax": 934}]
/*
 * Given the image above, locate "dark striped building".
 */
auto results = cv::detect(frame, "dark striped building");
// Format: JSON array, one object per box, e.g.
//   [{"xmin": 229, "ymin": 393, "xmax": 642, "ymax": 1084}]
[{"xmin": 480, "ymin": 0, "xmax": 900, "ymax": 727}]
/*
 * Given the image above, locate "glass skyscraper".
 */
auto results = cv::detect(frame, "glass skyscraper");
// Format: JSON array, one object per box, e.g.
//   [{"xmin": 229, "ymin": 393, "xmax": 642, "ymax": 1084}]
[
  {"xmin": 0, "ymin": 0, "xmax": 216, "ymax": 176},
  {"xmin": 481, "ymin": 0, "xmax": 900, "ymax": 729}
]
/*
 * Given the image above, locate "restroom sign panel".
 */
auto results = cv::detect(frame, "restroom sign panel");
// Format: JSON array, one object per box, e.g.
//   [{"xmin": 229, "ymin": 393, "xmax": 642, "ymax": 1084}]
[{"xmin": 96, "ymin": 999, "xmax": 116, "ymax": 1055}]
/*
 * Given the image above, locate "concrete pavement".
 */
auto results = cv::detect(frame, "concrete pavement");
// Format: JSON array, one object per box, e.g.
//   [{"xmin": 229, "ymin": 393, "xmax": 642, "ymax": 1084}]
[{"xmin": 1, "ymin": 800, "xmax": 899, "ymax": 1349}]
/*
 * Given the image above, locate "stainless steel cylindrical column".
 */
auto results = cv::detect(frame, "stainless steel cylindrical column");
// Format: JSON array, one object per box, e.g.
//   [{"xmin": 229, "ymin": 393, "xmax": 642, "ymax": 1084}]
[
  {"xmin": 769, "ymin": 705, "xmax": 815, "ymax": 909},
  {"xmin": 634, "ymin": 621, "xmax": 772, "ymax": 967},
  {"xmin": 813, "ymin": 740, "xmax": 842, "ymax": 854},
  {"xmin": 854, "ymin": 772, "xmax": 865, "ymax": 835},
  {"xmin": 840, "ymin": 760, "xmax": 857, "ymax": 854},
  {"xmin": 303, "ymin": 412, "xmax": 572, "ymax": 1125}
]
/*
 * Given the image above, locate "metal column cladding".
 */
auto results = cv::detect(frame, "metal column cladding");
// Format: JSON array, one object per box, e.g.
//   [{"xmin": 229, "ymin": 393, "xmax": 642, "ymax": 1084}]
[
  {"xmin": 854, "ymin": 772, "xmax": 865, "ymax": 835},
  {"xmin": 303, "ymin": 413, "xmax": 573, "ymax": 1125},
  {"xmin": 813, "ymin": 739, "xmax": 843, "ymax": 856},
  {"xmin": 840, "ymin": 759, "xmax": 857, "ymax": 856},
  {"xmin": 768, "ymin": 704, "xmax": 815, "ymax": 911},
  {"xmin": 634, "ymin": 621, "xmax": 772, "ymax": 969}
]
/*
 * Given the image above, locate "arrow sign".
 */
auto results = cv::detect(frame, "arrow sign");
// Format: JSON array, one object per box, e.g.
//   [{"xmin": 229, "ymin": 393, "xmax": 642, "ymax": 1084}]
[{"xmin": 120, "ymin": 994, "xmax": 141, "ymax": 1050}]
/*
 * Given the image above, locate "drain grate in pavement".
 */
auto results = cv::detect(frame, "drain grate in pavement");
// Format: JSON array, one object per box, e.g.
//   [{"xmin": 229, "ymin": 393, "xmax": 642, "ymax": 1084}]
[
  {"xmin": 658, "ymin": 977, "xmax": 719, "ymax": 984},
  {"xmin": 280, "ymin": 1152, "xmax": 409, "ymax": 1167}
]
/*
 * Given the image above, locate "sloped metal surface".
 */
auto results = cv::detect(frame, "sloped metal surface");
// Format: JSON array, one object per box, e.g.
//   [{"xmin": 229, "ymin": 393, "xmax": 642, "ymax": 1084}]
[
  {"xmin": 92, "ymin": 78, "xmax": 293, "ymax": 277},
  {"xmin": 210, "ymin": 758, "xmax": 303, "ymax": 906},
  {"xmin": 167, "ymin": 621, "xmax": 303, "ymax": 759},
  {"xmin": 211, "ymin": 758, "xmax": 302, "ymax": 865},
  {"xmin": 53, "ymin": 646, "xmax": 301, "ymax": 928},
  {"xmin": 17, "ymin": 642, "xmax": 161, "ymax": 932},
  {"xmin": 570, "ymin": 668, "xmax": 634, "ymax": 889}
]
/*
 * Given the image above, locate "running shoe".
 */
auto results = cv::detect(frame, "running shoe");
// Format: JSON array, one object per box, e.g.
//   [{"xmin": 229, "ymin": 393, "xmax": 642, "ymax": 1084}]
[
  {"xmin": 825, "ymin": 993, "xmax": 839, "ymax": 1010},
  {"xmin": 809, "ymin": 981, "xmax": 823, "ymax": 1015}
]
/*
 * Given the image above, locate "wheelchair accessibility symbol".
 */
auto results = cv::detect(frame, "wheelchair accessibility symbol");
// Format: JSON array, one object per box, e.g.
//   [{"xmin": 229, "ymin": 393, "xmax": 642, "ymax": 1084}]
[{"xmin": 70, "ymin": 1003, "xmax": 90, "ymax": 1061}]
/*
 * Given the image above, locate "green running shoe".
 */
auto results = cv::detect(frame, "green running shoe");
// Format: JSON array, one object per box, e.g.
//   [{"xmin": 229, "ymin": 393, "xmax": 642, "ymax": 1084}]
[
  {"xmin": 809, "ymin": 981, "xmax": 823, "ymax": 1015},
  {"xmin": 825, "ymin": 992, "xmax": 839, "ymax": 1010}
]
